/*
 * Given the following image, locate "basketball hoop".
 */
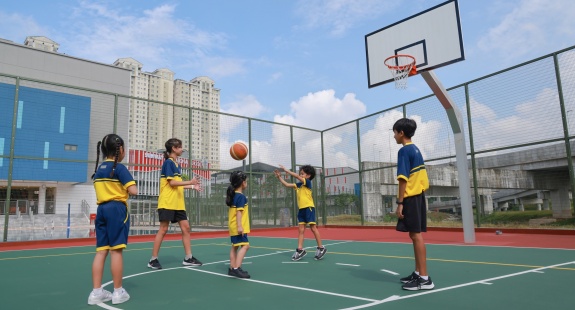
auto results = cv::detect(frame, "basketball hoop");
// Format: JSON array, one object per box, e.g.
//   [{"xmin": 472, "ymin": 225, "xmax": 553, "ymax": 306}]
[{"xmin": 384, "ymin": 55, "xmax": 417, "ymax": 89}]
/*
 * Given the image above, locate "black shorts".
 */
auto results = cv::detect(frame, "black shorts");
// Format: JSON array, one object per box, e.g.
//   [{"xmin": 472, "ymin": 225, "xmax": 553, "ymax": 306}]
[
  {"xmin": 396, "ymin": 193, "xmax": 427, "ymax": 233},
  {"xmin": 158, "ymin": 209, "xmax": 188, "ymax": 223}
]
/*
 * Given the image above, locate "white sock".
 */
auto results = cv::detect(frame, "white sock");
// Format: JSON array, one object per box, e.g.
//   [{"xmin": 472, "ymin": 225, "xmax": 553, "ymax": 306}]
[
  {"xmin": 114, "ymin": 287, "xmax": 123, "ymax": 293},
  {"xmin": 92, "ymin": 288, "xmax": 103, "ymax": 294},
  {"xmin": 185, "ymin": 254, "xmax": 193, "ymax": 259},
  {"xmin": 150, "ymin": 256, "xmax": 158, "ymax": 261},
  {"xmin": 414, "ymin": 271, "xmax": 420, "ymax": 275},
  {"xmin": 420, "ymin": 275, "xmax": 429, "ymax": 280}
]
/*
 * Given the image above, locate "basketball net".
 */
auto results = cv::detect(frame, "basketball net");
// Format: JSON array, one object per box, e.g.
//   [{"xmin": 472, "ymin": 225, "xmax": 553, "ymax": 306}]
[{"xmin": 384, "ymin": 55, "xmax": 416, "ymax": 89}]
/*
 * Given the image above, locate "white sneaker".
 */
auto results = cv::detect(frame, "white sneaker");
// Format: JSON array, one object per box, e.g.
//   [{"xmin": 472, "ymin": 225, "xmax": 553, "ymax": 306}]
[
  {"xmin": 112, "ymin": 288, "xmax": 130, "ymax": 305},
  {"xmin": 87, "ymin": 289, "xmax": 112, "ymax": 305}
]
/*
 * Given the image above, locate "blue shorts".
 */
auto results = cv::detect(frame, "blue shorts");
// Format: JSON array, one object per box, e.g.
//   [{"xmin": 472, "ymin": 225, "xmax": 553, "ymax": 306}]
[
  {"xmin": 230, "ymin": 234, "xmax": 249, "ymax": 246},
  {"xmin": 297, "ymin": 207, "xmax": 316, "ymax": 225},
  {"xmin": 95, "ymin": 201, "xmax": 130, "ymax": 251}
]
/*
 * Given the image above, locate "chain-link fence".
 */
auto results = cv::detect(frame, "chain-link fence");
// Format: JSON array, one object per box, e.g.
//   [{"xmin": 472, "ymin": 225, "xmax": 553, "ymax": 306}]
[{"xmin": 2, "ymin": 46, "xmax": 574, "ymax": 242}]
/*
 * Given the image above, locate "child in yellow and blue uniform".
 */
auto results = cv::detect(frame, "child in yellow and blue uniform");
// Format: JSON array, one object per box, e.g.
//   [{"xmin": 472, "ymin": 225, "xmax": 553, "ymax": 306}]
[
  {"xmin": 226, "ymin": 171, "xmax": 251, "ymax": 278},
  {"xmin": 274, "ymin": 164, "xmax": 327, "ymax": 261},
  {"xmin": 148, "ymin": 138, "xmax": 203, "ymax": 270},
  {"xmin": 392, "ymin": 118, "xmax": 434, "ymax": 291},
  {"xmin": 88, "ymin": 134, "xmax": 137, "ymax": 306}
]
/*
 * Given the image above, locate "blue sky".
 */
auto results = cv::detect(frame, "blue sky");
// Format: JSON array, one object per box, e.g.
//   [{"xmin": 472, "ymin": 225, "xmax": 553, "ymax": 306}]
[{"xmin": 2, "ymin": 0, "xmax": 575, "ymax": 132}]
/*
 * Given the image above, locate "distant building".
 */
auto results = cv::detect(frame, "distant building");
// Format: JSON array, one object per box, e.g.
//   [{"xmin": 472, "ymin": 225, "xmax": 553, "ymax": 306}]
[{"xmin": 113, "ymin": 59, "xmax": 221, "ymax": 169}]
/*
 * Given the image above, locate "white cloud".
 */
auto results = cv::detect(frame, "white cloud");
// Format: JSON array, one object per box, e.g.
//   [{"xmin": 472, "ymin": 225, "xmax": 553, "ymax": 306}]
[
  {"xmin": 294, "ymin": 0, "xmax": 400, "ymax": 36},
  {"xmin": 477, "ymin": 0, "xmax": 575, "ymax": 61},
  {"xmin": 58, "ymin": 2, "xmax": 242, "ymax": 78},
  {"xmin": 0, "ymin": 12, "xmax": 46, "ymax": 42},
  {"xmin": 221, "ymin": 95, "xmax": 267, "ymax": 119},
  {"xmin": 273, "ymin": 89, "xmax": 366, "ymax": 130}
]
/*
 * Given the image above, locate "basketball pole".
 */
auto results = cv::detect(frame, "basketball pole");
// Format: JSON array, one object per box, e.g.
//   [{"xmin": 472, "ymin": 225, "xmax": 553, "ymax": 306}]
[{"xmin": 420, "ymin": 70, "xmax": 476, "ymax": 243}]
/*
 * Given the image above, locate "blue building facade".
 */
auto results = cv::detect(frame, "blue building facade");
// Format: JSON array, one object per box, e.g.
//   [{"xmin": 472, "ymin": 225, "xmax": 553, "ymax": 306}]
[{"xmin": 0, "ymin": 83, "xmax": 91, "ymax": 182}]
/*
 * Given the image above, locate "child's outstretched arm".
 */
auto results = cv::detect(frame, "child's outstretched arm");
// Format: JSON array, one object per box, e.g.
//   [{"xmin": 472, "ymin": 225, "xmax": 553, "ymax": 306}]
[
  {"xmin": 278, "ymin": 164, "xmax": 305, "ymax": 183},
  {"xmin": 274, "ymin": 169, "xmax": 296, "ymax": 188}
]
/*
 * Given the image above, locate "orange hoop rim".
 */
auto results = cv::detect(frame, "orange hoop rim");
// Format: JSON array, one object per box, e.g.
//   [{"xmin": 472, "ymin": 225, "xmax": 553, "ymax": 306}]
[{"xmin": 384, "ymin": 54, "xmax": 416, "ymax": 70}]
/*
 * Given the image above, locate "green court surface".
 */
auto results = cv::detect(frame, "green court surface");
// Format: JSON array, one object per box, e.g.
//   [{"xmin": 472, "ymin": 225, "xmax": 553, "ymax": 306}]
[{"xmin": 1, "ymin": 236, "xmax": 574, "ymax": 309}]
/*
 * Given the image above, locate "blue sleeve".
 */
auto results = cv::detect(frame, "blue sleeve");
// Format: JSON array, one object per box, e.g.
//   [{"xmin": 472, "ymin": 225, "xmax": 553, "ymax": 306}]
[
  {"xmin": 396, "ymin": 147, "xmax": 410, "ymax": 180},
  {"xmin": 162, "ymin": 160, "xmax": 177, "ymax": 178},
  {"xmin": 233, "ymin": 194, "xmax": 247, "ymax": 210},
  {"xmin": 115, "ymin": 164, "xmax": 135, "ymax": 186}
]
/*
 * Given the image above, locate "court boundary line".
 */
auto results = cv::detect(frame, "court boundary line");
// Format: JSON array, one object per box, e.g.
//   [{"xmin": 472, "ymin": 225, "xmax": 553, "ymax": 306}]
[
  {"xmin": 341, "ymin": 260, "xmax": 575, "ymax": 309},
  {"xmin": 187, "ymin": 267, "xmax": 378, "ymax": 302}
]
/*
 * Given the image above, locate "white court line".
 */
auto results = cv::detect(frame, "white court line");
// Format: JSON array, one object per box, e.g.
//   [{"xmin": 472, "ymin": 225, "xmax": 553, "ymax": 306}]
[
  {"xmin": 187, "ymin": 267, "xmax": 378, "ymax": 302},
  {"xmin": 339, "ymin": 295, "xmax": 400, "ymax": 310},
  {"xmin": 97, "ymin": 240, "xmax": 353, "ymax": 309},
  {"xmin": 282, "ymin": 261, "xmax": 308, "ymax": 264},
  {"xmin": 479, "ymin": 282, "xmax": 493, "ymax": 285},
  {"xmin": 531, "ymin": 270, "xmax": 544, "ymax": 273},
  {"xmin": 95, "ymin": 303, "xmax": 121, "ymax": 310},
  {"xmin": 337, "ymin": 263, "xmax": 360, "ymax": 267},
  {"xmin": 340, "ymin": 260, "xmax": 575, "ymax": 309},
  {"xmin": 380, "ymin": 269, "xmax": 399, "ymax": 275}
]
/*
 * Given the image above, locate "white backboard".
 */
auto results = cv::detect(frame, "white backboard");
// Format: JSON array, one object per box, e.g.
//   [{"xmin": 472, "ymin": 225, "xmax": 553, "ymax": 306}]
[{"xmin": 365, "ymin": 0, "xmax": 464, "ymax": 88}]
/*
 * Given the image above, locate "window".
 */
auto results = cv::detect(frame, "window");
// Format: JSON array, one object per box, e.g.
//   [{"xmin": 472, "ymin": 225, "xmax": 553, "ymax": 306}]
[{"xmin": 64, "ymin": 144, "xmax": 78, "ymax": 151}]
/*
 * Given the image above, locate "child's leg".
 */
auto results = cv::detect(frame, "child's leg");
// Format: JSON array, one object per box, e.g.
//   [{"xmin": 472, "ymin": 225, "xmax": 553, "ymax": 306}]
[
  {"xmin": 297, "ymin": 224, "xmax": 306, "ymax": 249},
  {"xmin": 410, "ymin": 232, "xmax": 427, "ymax": 276},
  {"xmin": 151, "ymin": 221, "xmax": 169, "ymax": 257},
  {"xmin": 110, "ymin": 249, "xmax": 124, "ymax": 289},
  {"xmin": 229, "ymin": 246, "xmax": 238, "ymax": 268},
  {"xmin": 178, "ymin": 219, "xmax": 192, "ymax": 256},
  {"xmin": 309, "ymin": 224, "xmax": 323, "ymax": 248},
  {"xmin": 234, "ymin": 244, "xmax": 250, "ymax": 267},
  {"xmin": 92, "ymin": 250, "xmax": 109, "ymax": 289}
]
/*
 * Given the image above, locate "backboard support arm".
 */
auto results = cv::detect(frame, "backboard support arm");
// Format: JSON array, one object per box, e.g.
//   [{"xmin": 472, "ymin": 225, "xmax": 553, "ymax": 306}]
[{"xmin": 421, "ymin": 70, "xmax": 475, "ymax": 243}]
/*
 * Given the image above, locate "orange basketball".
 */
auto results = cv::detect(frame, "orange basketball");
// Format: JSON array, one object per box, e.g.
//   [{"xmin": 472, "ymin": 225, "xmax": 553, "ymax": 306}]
[{"xmin": 230, "ymin": 142, "xmax": 248, "ymax": 160}]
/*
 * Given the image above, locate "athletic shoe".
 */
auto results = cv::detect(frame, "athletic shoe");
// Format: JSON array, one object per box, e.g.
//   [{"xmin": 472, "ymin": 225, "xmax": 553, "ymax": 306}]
[
  {"xmin": 87, "ymin": 289, "xmax": 112, "ymax": 305},
  {"xmin": 112, "ymin": 288, "xmax": 130, "ymax": 305},
  {"xmin": 291, "ymin": 249, "xmax": 307, "ymax": 261},
  {"xmin": 148, "ymin": 258, "xmax": 162, "ymax": 269},
  {"xmin": 400, "ymin": 272, "xmax": 418, "ymax": 283},
  {"xmin": 228, "ymin": 267, "xmax": 250, "ymax": 279},
  {"xmin": 402, "ymin": 276, "xmax": 435, "ymax": 291},
  {"xmin": 182, "ymin": 256, "xmax": 203, "ymax": 266},
  {"xmin": 314, "ymin": 246, "xmax": 327, "ymax": 260},
  {"xmin": 236, "ymin": 267, "xmax": 251, "ymax": 278}
]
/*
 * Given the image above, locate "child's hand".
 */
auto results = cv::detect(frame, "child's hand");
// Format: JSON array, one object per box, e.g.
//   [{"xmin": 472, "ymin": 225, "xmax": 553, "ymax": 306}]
[
  {"xmin": 278, "ymin": 164, "xmax": 287, "ymax": 171},
  {"xmin": 237, "ymin": 226, "xmax": 243, "ymax": 235},
  {"xmin": 189, "ymin": 177, "xmax": 200, "ymax": 185},
  {"xmin": 274, "ymin": 169, "xmax": 281, "ymax": 178}
]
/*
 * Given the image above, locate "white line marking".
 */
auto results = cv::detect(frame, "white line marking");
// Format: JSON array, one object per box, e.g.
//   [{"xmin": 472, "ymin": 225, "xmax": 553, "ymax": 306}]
[
  {"xmin": 225, "ymin": 262, "xmax": 252, "ymax": 265},
  {"xmin": 187, "ymin": 268, "xmax": 377, "ymax": 302},
  {"xmin": 343, "ymin": 260, "xmax": 575, "ymax": 308},
  {"xmin": 96, "ymin": 240, "xmax": 353, "ymax": 309},
  {"xmin": 380, "ymin": 269, "xmax": 399, "ymax": 275},
  {"xmin": 531, "ymin": 270, "xmax": 544, "ymax": 273},
  {"xmin": 340, "ymin": 295, "xmax": 400, "ymax": 309},
  {"xmin": 282, "ymin": 261, "xmax": 308, "ymax": 264},
  {"xmin": 337, "ymin": 263, "xmax": 360, "ymax": 267},
  {"xmin": 341, "ymin": 261, "xmax": 575, "ymax": 309},
  {"xmin": 95, "ymin": 303, "xmax": 121, "ymax": 310}
]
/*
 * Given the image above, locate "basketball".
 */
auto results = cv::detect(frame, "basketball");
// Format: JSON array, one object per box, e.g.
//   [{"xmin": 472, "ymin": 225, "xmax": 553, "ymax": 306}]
[{"xmin": 230, "ymin": 142, "xmax": 248, "ymax": 160}]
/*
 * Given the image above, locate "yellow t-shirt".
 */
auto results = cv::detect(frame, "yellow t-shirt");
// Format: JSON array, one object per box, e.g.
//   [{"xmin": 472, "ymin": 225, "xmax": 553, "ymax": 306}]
[
  {"xmin": 294, "ymin": 178, "xmax": 314, "ymax": 209},
  {"xmin": 158, "ymin": 158, "xmax": 185, "ymax": 211},
  {"xmin": 228, "ymin": 192, "xmax": 250, "ymax": 236}
]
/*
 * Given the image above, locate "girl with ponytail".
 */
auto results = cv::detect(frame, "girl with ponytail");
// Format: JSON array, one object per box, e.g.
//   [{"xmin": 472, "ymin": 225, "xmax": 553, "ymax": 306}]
[
  {"xmin": 88, "ymin": 134, "xmax": 137, "ymax": 305},
  {"xmin": 226, "ymin": 171, "xmax": 251, "ymax": 278}
]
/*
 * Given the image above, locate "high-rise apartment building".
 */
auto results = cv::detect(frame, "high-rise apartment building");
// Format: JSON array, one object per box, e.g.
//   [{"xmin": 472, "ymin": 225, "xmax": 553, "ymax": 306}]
[{"xmin": 113, "ymin": 58, "xmax": 220, "ymax": 169}]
